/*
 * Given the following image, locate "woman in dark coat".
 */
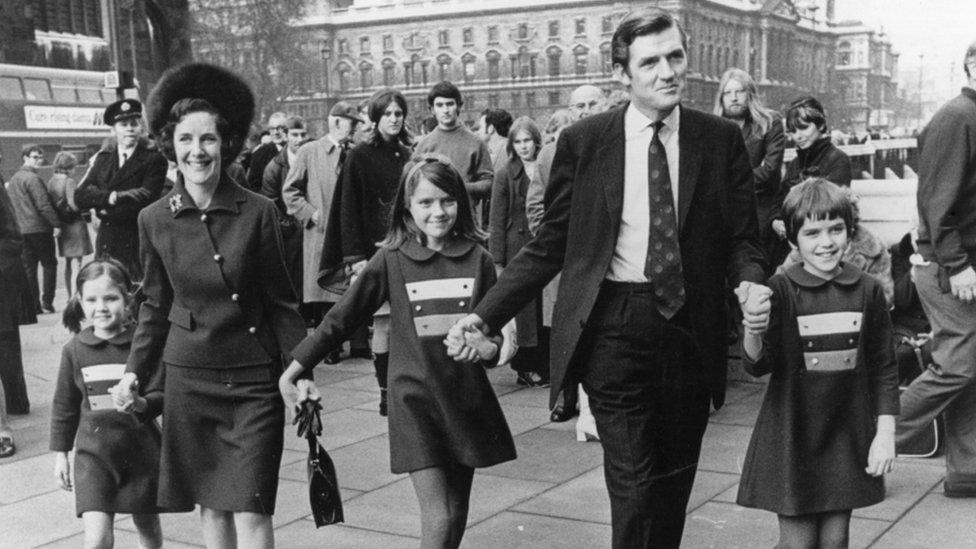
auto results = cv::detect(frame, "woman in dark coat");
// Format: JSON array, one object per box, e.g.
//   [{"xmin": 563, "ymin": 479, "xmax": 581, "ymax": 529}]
[
  {"xmin": 770, "ymin": 96, "xmax": 852, "ymax": 269},
  {"xmin": 113, "ymin": 63, "xmax": 307, "ymax": 548},
  {"xmin": 1, "ymin": 182, "xmax": 37, "ymax": 455},
  {"xmin": 321, "ymin": 88, "xmax": 413, "ymax": 415},
  {"xmin": 489, "ymin": 116, "xmax": 547, "ymax": 386}
]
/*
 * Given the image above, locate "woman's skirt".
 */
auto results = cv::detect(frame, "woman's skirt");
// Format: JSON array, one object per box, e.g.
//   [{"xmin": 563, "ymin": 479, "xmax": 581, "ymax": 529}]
[
  {"xmin": 160, "ymin": 363, "xmax": 284, "ymax": 514},
  {"xmin": 57, "ymin": 218, "xmax": 93, "ymax": 258}
]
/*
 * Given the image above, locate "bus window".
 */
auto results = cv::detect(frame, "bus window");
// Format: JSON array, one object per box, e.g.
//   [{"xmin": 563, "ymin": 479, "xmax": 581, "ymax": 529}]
[
  {"xmin": 0, "ymin": 76, "xmax": 23, "ymax": 99},
  {"xmin": 23, "ymin": 78, "xmax": 52, "ymax": 101},
  {"xmin": 78, "ymin": 88, "xmax": 103, "ymax": 104},
  {"xmin": 52, "ymin": 85, "xmax": 77, "ymax": 103},
  {"xmin": 100, "ymin": 89, "xmax": 115, "ymax": 103}
]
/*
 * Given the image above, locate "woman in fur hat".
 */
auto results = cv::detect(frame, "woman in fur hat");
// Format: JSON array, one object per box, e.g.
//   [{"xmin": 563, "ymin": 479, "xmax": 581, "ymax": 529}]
[{"xmin": 113, "ymin": 63, "xmax": 308, "ymax": 548}]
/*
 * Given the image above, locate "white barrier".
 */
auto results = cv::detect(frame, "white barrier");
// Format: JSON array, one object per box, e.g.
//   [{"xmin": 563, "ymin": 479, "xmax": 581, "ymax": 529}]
[{"xmin": 851, "ymin": 178, "xmax": 917, "ymax": 247}]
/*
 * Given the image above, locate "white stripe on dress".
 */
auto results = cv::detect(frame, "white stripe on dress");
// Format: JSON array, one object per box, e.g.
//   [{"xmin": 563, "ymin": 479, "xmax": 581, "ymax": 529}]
[
  {"xmin": 796, "ymin": 312, "xmax": 862, "ymax": 337},
  {"xmin": 405, "ymin": 278, "xmax": 475, "ymax": 301}
]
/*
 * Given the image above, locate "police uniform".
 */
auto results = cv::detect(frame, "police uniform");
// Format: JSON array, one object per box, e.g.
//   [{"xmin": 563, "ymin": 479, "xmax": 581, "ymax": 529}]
[{"xmin": 75, "ymin": 99, "xmax": 167, "ymax": 279}]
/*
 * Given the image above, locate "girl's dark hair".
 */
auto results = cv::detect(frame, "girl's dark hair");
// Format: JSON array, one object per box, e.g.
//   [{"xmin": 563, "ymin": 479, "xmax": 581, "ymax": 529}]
[
  {"xmin": 506, "ymin": 116, "xmax": 542, "ymax": 160},
  {"xmin": 62, "ymin": 258, "xmax": 135, "ymax": 334},
  {"xmin": 367, "ymin": 88, "xmax": 413, "ymax": 147},
  {"xmin": 379, "ymin": 154, "xmax": 486, "ymax": 249},
  {"xmin": 785, "ymin": 96, "xmax": 828, "ymax": 134},
  {"xmin": 782, "ymin": 177, "xmax": 855, "ymax": 245},
  {"xmin": 155, "ymin": 98, "xmax": 237, "ymax": 164}
]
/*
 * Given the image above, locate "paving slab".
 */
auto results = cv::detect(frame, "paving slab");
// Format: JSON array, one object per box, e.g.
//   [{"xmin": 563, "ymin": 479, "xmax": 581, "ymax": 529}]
[
  {"xmin": 682, "ymin": 501, "xmax": 890, "ymax": 548},
  {"xmin": 499, "ymin": 403, "xmax": 557, "ymax": 436},
  {"xmin": 697, "ymin": 424, "xmax": 753, "ymax": 475},
  {"xmin": 513, "ymin": 465, "xmax": 611, "ymax": 524},
  {"xmin": 482, "ymin": 427, "xmax": 604, "ymax": 484},
  {"xmin": 496, "ymin": 386, "xmax": 552, "ymax": 409},
  {"xmin": 40, "ymin": 529, "xmax": 203, "ymax": 548},
  {"xmin": 311, "ymin": 366, "xmax": 370, "ymax": 386},
  {"xmin": 282, "ymin": 408, "xmax": 388, "ymax": 454},
  {"xmin": 275, "ymin": 520, "xmax": 418, "ymax": 548},
  {"xmin": 0, "ymin": 453, "xmax": 60, "ymax": 504},
  {"xmin": 283, "ymin": 433, "xmax": 405, "ymax": 492},
  {"xmin": 315, "ymin": 385, "xmax": 382, "ymax": 414},
  {"xmin": 0, "ymin": 489, "xmax": 82, "ymax": 547},
  {"xmin": 340, "ymin": 474, "xmax": 553, "ymax": 538},
  {"xmin": 461, "ymin": 510, "xmax": 612, "ymax": 548},
  {"xmin": 871, "ymin": 492, "xmax": 976, "ymax": 548},
  {"xmin": 721, "ymin": 381, "xmax": 765, "ymax": 405},
  {"xmin": 688, "ymin": 470, "xmax": 741, "ymax": 512},
  {"xmin": 853, "ymin": 458, "xmax": 945, "ymax": 521},
  {"xmin": 707, "ymin": 392, "xmax": 763, "ymax": 428}
]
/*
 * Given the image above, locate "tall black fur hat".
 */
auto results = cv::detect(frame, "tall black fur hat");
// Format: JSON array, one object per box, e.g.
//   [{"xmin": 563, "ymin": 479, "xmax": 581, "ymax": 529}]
[{"xmin": 146, "ymin": 62, "xmax": 254, "ymax": 162}]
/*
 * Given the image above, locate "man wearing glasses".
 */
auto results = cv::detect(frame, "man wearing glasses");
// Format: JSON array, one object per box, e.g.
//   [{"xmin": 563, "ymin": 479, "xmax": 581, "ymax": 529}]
[
  {"xmin": 246, "ymin": 111, "xmax": 289, "ymax": 193},
  {"xmin": 6, "ymin": 145, "xmax": 60, "ymax": 314}
]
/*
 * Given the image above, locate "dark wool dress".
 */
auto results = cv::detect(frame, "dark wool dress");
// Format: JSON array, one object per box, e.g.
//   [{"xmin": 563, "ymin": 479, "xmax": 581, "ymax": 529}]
[
  {"xmin": 49, "ymin": 326, "xmax": 170, "ymax": 516},
  {"xmin": 293, "ymin": 238, "xmax": 517, "ymax": 474},
  {"xmin": 736, "ymin": 263, "xmax": 900, "ymax": 516}
]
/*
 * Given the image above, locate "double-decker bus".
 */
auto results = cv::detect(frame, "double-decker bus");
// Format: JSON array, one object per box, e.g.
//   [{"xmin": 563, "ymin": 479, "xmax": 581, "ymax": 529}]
[{"xmin": 0, "ymin": 63, "xmax": 116, "ymax": 181}]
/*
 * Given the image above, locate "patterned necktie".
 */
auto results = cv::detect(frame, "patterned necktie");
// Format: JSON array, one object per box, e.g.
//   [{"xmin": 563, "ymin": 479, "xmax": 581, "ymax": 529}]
[{"xmin": 644, "ymin": 121, "xmax": 685, "ymax": 319}]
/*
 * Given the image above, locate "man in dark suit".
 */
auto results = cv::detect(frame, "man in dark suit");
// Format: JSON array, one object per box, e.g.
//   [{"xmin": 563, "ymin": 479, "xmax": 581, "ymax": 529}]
[
  {"xmin": 245, "ymin": 111, "xmax": 288, "ymax": 193},
  {"xmin": 75, "ymin": 99, "xmax": 167, "ymax": 280},
  {"xmin": 447, "ymin": 9, "xmax": 770, "ymax": 547}
]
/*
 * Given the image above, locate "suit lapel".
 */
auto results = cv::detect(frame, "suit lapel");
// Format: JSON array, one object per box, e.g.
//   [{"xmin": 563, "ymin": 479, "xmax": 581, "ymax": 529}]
[
  {"xmin": 597, "ymin": 108, "xmax": 626, "ymax": 226},
  {"xmin": 677, "ymin": 107, "xmax": 702, "ymax": 233}
]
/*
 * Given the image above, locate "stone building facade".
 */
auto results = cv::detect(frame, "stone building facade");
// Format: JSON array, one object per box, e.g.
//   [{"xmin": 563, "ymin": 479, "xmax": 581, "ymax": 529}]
[
  {"xmin": 281, "ymin": 0, "xmax": 840, "ymax": 134},
  {"xmin": 832, "ymin": 20, "xmax": 899, "ymax": 133}
]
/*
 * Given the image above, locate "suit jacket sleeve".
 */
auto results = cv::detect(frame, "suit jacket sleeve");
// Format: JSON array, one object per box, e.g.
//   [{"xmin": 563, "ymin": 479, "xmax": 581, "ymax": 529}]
[
  {"xmin": 260, "ymin": 159, "xmax": 283, "ymax": 202},
  {"xmin": 291, "ymin": 250, "xmax": 390, "ymax": 369},
  {"xmin": 257, "ymin": 200, "xmax": 306, "ymax": 364},
  {"xmin": 126, "ymin": 211, "xmax": 172, "ymax": 381},
  {"xmin": 917, "ymin": 109, "xmax": 974, "ymax": 274},
  {"xmin": 465, "ymin": 142, "xmax": 494, "ymax": 199},
  {"xmin": 283, "ymin": 147, "xmax": 315, "ymax": 225},
  {"xmin": 488, "ymin": 164, "xmax": 509, "ymax": 264},
  {"xmin": 725, "ymin": 125, "xmax": 767, "ymax": 286},
  {"xmin": 473, "ymin": 131, "xmax": 573, "ymax": 331},
  {"xmin": 754, "ymin": 118, "xmax": 785, "ymax": 194}
]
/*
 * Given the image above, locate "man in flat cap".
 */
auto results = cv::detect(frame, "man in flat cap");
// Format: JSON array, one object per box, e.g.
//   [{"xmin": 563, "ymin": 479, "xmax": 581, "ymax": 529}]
[
  {"xmin": 75, "ymin": 98, "xmax": 168, "ymax": 280},
  {"xmin": 282, "ymin": 101, "xmax": 360, "ymax": 332}
]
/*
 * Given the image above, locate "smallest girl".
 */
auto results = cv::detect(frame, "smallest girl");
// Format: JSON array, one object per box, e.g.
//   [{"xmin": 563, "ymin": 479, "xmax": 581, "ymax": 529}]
[
  {"xmin": 280, "ymin": 155, "xmax": 517, "ymax": 548},
  {"xmin": 736, "ymin": 178, "xmax": 899, "ymax": 549},
  {"xmin": 50, "ymin": 259, "xmax": 164, "ymax": 549}
]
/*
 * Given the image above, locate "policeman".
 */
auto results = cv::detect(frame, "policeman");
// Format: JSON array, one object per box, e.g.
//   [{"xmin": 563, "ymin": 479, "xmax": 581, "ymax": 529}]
[{"xmin": 75, "ymin": 98, "xmax": 167, "ymax": 280}]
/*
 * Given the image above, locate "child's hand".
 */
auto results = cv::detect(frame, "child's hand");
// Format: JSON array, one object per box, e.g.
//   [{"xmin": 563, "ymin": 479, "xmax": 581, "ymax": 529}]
[
  {"xmin": 498, "ymin": 321, "xmax": 518, "ymax": 366},
  {"xmin": 463, "ymin": 327, "xmax": 498, "ymax": 362},
  {"xmin": 735, "ymin": 282, "xmax": 773, "ymax": 335},
  {"xmin": 53, "ymin": 452, "xmax": 72, "ymax": 491},
  {"xmin": 110, "ymin": 377, "xmax": 138, "ymax": 413},
  {"xmin": 866, "ymin": 415, "xmax": 896, "ymax": 477}
]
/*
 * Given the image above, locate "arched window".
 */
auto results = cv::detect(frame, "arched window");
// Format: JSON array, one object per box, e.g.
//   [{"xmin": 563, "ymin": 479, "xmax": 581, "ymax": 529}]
[
  {"xmin": 600, "ymin": 42, "xmax": 612, "ymax": 75},
  {"xmin": 382, "ymin": 58, "xmax": 396, "ymax": 86},
  {"xmin": 359, "ymin": 62, "xmax": 373, "ymax": 89},
  {"xmin": 437, "ymin": 54, "xmax": 452, "ymax": 82},
  {"xmin": 336, "ymin": 62, "xmax": 352, "ymax": 91},
  {"xmin": 837, "ymin": 41, "xmax": 851, "ymax": 66},
  {"xmin": 462, "ymin": 52, "xmax": 476, "ymax": 83},
  {"xmin": 517, "ymin": 46, "xmax": 535, "ymax": 79},
  {"xmin": 487, "ymin": 50, "xmax": 501, "ymax": 82},
  {"xmin": 546, "ymin": 46, "xmax": 562, "ymax": 78},
  {"xmin": 573, "ymin": 44, "xmax": 588, "ymax": 76}
]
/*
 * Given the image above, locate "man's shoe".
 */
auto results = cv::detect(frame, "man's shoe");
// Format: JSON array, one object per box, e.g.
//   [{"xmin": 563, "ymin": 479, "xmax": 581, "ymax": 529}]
[
  {"xmin": 516, "ymin": 371, "xmax": 549, "ymax": 388},
  {"xmin": 323, "ymin": 350, "xmax": 341, "ymax": 365},
  {"xmin": 379, "ymin": 388, "xmax": 388, "ymax": 417},
  {"xmin": 348, "ymin": 347, "xmax": 373, "ymax": 360},
  {"xmin": 944, "ymin": 482, "xmax": 976, "ymax": 498},
  {"xmin": 41, "ymin": 303, "xmax": 55, "ymax": 314},
  {"xmin": 549, "ymin": 405, "xmax": 578, "ymax": 423}
]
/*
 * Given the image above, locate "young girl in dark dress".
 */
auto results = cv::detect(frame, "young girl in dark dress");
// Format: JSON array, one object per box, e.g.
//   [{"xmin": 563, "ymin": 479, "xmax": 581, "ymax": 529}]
[
  {"xmin": 737, "ymin": 178, "xmax": 899, "ymax": 548},
  {"xmin": 50, "ymin": 259, "xmax": 164, "ymax": 549},
  {"xmin": 280, "ymin": 155, "xmax": 517, "ymax": 548}
]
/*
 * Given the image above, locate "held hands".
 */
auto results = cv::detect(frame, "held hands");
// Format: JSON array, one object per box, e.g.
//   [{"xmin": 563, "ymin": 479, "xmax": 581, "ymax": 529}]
[
  {"xmin": 866, "ymin": 415, "xmax": 896, "ymax": 477},
  {"xmin": 111, "ymin": 373, "xmax": 139, "ymax": 413},
  {"xmin": 53, "ymin": 452, "xmax": 72, "ymax": 491},
  {"xmin": 497, "ymin": 320, "xmax": 519, "ymax": 366},
  {"xmin": 771, "ymin": 219, "xmax": 787, "ymax": 239},
  {"xmin": 445, "ymin": 314, "xmax": 490, "ymax": 363},
  {"xmin": 949, "ymin": 266, "xmax": 976, "ymax": 303},
  {"xmin": 735, "ymin": 281, "xmax": 773, "ymax": 335},
  {"xmin": 278, "ymin": 360, "xmax": 321, "ymax": 422}
]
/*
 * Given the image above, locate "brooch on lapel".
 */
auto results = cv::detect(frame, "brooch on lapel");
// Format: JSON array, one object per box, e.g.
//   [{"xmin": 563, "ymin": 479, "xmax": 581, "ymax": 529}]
[{"xmin": 168, "ymin": 194, "xmax": 183, "ymax": 213}]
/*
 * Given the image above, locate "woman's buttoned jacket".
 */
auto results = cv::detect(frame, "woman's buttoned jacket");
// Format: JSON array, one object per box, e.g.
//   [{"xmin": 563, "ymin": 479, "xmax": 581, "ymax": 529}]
[{"xmin": 126, "ymin": 173, "xmax": 305, "ymax": 377}]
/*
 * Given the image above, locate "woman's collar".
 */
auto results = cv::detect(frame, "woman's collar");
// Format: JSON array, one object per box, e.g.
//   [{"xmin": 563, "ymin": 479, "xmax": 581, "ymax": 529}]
[
  {"xmin": 169, "ymin": 172, "xmax": 247, "ymax": 216},
  {"xmin": 76, "ymin": 325, "xmax": 135, "ymax": 346}
]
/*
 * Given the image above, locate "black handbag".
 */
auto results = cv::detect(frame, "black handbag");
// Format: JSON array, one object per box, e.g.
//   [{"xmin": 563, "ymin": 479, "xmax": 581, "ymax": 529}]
[{"xmin": 294, "ymin": 400, "xmax": 344, "ymax": 527}]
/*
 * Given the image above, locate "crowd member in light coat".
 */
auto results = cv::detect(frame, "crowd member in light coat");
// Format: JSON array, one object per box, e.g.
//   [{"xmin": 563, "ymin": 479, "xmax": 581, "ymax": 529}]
[{"xmin": 283, "ymin": 102, "xmax": 361, "ymax": 327}]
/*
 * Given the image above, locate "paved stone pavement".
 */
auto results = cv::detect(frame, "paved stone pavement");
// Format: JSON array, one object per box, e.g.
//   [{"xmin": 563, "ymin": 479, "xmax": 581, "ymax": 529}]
[{"xmin": 1, "ymin": 302, "xmax": 973, "ymax": 548}]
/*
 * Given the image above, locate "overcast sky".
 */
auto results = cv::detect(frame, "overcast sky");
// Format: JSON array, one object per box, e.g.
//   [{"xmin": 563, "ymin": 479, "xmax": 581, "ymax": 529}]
[{"xmin": 834, "ymin": 0, "xmax": 974, "ymax": 83}]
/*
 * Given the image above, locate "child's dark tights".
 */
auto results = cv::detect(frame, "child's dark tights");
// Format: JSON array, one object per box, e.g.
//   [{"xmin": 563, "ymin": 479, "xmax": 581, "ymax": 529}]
[
  {"xmin": 777, "ymin": 510, "xmax": 852, "ymax": 549},
  {"xmin": 410, "ymin": 463, "xmax": 475, "ymax": 549}
]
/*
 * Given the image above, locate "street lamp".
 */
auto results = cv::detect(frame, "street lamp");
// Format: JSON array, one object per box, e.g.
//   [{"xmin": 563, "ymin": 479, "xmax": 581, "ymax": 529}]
[{"xmin": 320, "ymin": 40, "xmax": 332, "ymax": 99}]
